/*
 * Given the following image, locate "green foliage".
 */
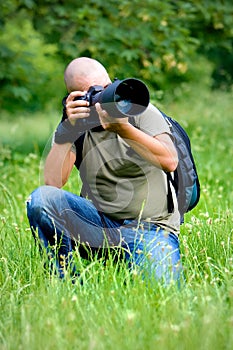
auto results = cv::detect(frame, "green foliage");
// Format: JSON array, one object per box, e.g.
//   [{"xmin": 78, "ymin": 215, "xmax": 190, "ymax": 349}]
[
  {"xmin": 187, "ymin": 0, "xmax": 233, "ymax": 90},
  {"xmin": 28, "ymin": 0, "xmax": 233, "ymax": 89},
  {"xmin": 0, "ymin": 9, "xmax": 64, "ymax": 112},
  {"xmin": 32, "ymin": 0, "xmax": 199, "ymax": 88},
  {"xmin": 0, "ymin": 1, "xmax": 232, "ymax": 113}
]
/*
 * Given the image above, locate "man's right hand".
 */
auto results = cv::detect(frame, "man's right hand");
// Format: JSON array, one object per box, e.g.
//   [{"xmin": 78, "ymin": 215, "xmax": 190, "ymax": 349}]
[{"xmin": 65, "ymin": 91, "xmax": 90, "ymax": 125}]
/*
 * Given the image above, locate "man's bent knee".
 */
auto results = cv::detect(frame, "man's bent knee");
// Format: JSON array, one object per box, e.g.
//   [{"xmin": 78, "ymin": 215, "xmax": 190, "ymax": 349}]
[{"xmin": 26, "ymin": 185, "xmax": 63, "ymax": 219}]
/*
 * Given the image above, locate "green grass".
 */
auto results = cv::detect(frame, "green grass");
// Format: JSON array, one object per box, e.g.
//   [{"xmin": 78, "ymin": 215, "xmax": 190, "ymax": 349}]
[{"xmin": 0, "ymin": 82, "xmax": 233, "ymax": 350}]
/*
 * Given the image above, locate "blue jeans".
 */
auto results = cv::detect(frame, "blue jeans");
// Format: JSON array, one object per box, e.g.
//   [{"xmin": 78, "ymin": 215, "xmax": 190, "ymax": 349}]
[{"xmin": 26, "ymin": 185, "xmax": 182, "ymax": 284}]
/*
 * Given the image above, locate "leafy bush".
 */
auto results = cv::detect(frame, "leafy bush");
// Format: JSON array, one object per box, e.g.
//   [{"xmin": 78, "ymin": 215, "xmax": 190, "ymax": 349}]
[
  {"xmin": 0, "ymin": 1, "xmax": 232, "ymax": 113},
  {"xmin": 0, "ymin": 14, "xmax": 64, "ymax": 112}
]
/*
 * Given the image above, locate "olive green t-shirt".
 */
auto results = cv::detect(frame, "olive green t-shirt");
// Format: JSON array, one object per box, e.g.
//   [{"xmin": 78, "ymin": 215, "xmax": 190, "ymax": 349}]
[{"xmin": 76, "ymin": 104, "xmax": 180, "ymax": 234}]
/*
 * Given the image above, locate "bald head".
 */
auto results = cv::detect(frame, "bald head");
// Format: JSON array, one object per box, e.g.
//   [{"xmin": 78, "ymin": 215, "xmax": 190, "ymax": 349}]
[{"xmin": 64, "ymin": 57, "xmax": 111, "ymax": 92}]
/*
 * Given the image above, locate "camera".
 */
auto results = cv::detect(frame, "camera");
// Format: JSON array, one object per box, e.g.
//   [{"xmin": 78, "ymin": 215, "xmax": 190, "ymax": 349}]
[{"xmin": 74, "ymin": 78, "xmax": 150, "ymax": 131}]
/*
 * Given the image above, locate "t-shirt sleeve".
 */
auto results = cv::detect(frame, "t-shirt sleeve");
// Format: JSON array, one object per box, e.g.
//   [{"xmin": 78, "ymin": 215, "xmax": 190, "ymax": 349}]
[{"xmin": 134, "ymin": 103, "xmax": 171, "ymax": 137}]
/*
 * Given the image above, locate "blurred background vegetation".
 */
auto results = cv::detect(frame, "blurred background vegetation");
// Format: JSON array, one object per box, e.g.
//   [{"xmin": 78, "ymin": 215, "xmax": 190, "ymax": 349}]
[{"xmin": 0, "ymin": 0, "xmax": 232, "ymax": 114}]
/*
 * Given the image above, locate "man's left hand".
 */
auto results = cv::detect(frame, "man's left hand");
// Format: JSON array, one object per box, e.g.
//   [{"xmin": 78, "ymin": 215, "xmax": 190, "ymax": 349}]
[{"xmin": 95, "ymin": 103, "xmax": 128, "ymax": 133}]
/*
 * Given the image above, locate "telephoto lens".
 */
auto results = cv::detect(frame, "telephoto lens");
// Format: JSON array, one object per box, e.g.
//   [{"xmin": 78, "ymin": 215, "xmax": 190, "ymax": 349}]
[{"xmin": 92, "ymin": 78, "xmax": 150, "ymax": 118}]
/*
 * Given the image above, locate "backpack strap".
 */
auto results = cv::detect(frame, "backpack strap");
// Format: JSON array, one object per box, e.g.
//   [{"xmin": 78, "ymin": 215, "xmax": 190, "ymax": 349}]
[
  {"xmin": 73, "ymin": 132, "xmax": 99, "ymax": 204},
  {"xmin": 74, "ymin": 133, "xmax": 86, "ymax": 169},
  {"xmin": 166, "ymin": 173, "xmax": 175, "ymax": 214}
]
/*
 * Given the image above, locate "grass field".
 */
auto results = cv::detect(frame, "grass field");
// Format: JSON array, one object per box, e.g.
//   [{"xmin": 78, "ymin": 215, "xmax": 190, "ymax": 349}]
[{"xmin": 0, "ymin": 81, "xmax": 233, "ymax": 349}]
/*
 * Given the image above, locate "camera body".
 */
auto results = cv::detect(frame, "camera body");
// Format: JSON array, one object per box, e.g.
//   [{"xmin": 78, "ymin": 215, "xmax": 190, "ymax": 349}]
[{"xmin": 74, "ymin": 78, "xmax": 150, "ymax": 131}]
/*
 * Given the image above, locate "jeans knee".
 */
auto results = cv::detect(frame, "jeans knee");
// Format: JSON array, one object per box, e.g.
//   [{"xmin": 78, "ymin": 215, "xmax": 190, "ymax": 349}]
[
  {"xmin": 26, "ymin": 185, "xmax": 61, "ymax": 221},
  {"xmin": 26, "ymin": 186, "xmax": 43, "ymax": 223}
]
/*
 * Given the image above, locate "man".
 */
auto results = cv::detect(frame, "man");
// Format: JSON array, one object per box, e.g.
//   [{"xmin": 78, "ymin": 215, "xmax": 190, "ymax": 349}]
[{"xmin": 27, "ymin": 57, "xmax": 182, "ymax": 284}]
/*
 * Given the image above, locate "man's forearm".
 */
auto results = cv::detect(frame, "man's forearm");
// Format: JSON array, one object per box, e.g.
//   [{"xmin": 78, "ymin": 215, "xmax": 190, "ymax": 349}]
[
  {"xmin": 111, "ymin": 123, "xmax": 178, "ymax": 172},
  {"xmin": 44, "ymin": 143, "xmax": 75, "ymax": 188}
]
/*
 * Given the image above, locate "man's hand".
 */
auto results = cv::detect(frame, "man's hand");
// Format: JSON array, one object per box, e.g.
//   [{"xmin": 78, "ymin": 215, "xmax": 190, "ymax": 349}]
[
  {"xmin": 95, "ymin": 103, "xmax": 129, "ymax": 132},
  {"xmin": 65, "ymin": 91, "xmax": 90, "ymax": 125}
]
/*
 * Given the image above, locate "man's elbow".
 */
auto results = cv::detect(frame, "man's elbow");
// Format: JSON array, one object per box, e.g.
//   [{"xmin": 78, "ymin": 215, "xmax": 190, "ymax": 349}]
[
  {"xmin": 166, "ymin": 162, "xmax": 178, "ymax": 173},
  {"xmin": 44, "ymin": 175, "xmax": 63, "ymax": 189},
  {"xmin": 163, "ymin": 156, "xmax": 178, "ymax": 173}
]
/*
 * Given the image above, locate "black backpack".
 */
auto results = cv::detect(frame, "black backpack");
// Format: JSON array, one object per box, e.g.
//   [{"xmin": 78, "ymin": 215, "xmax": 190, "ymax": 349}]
[
  {"xmin": 161, "ymin": 112, "xmax": 200, "ymax": 223},
  {"xmin": 74, "ymin": 112, "xmax": 200, "ymax": 224}
]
